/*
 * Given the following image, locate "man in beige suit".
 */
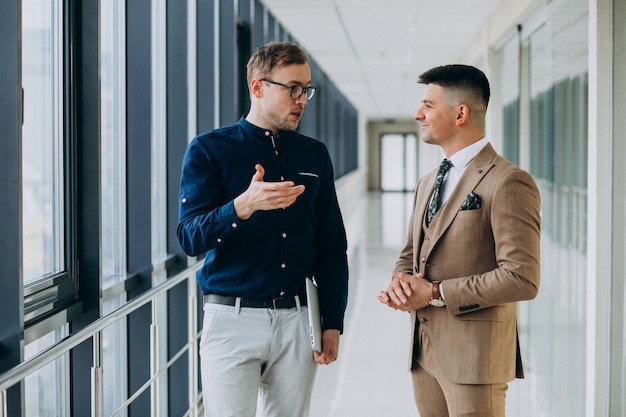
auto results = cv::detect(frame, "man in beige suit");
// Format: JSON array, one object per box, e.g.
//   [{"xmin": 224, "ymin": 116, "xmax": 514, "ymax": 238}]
[{"xmin": 378, "ymin": 64, "xmax": 540, "ymax": 417}]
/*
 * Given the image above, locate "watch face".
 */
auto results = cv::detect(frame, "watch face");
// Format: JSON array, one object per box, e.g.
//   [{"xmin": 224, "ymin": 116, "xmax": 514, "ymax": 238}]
[{"xmin": 429, "ymin": 298, "xmax": 445, "ymax": 307}]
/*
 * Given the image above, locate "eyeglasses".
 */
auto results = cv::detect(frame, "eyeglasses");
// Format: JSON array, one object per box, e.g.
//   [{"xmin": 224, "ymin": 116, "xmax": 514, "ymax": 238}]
[{"xmin": 260, "ymin": 79, "xmax": 317, "ymax": 100}]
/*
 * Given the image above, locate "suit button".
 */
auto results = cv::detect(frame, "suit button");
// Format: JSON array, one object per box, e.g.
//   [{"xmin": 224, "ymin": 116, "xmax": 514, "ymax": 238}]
[
  {"xmin": 419, "ymin": 317, "xmax": 428, "ymax": 323},
  {"xmin": 421, "ymin": 257, "xmax": 426, "ymax": 263}
]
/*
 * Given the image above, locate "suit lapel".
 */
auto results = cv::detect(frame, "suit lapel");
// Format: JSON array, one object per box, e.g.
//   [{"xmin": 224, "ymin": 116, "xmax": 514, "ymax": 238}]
[
  {"xmin": 416, "ymin": 171, "xmax": 437, "ymax": 230},
  {"xmin": 427, "ymin": 144, "xmax": 497, "ymax": 251}
]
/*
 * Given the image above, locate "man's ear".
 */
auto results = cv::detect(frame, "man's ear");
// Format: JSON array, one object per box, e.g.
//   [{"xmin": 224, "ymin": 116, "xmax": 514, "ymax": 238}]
[
  {"xmin": 250, "ymin": 79, "xmax": 263, "ymax": 98},
  {"xmin": 455, "ymin": 104, "xmax": 470, "ymax": 125}
]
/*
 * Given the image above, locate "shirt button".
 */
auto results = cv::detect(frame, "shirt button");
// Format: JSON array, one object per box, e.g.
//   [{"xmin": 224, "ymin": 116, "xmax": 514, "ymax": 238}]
[
  {"xmin": 281, "ymin": 263, "xmax": 286, "ymax": 269},
  {"xmin": 280, "ymin": 176, "xmax": 285, "ymax": 180},
  {"xmin": 231, "ymin": 223, "xmax": 238, "ymax": 228},
  {"xmin": 265, "ymin": 131, "xmax": 270, "ymax": 136},
  {"xmin": 282, "ymin": 233, "xmax": 287, "ymax": 238},
  {"xmin": 181, "ymin": 198, "xmax": 187, "ymax": 203},
  {"xmin": 217, "ymin": 238, "xmax": 222, "ymax": 243}
]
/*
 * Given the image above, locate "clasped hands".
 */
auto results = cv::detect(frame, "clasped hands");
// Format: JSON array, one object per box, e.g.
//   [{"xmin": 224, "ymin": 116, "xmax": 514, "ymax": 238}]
[
  {"xmin": 234, "ymin": 164, "xmax": 305, "ymax": 220},
  {"xmin": 377, "ymin": 271, "xmax": 433, "ymax": 312}
]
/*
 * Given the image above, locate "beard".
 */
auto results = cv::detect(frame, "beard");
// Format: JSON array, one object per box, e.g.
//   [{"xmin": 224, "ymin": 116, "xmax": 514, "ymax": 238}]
[{"xmin": 265, "ymin": 108, "xmax": 301, "ymax": 132}]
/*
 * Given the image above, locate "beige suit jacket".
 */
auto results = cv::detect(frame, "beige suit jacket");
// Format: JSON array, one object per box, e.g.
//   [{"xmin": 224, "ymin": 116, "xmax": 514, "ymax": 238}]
[{"xmin": 395, "ymin": 143, "xmax": 541, "ymax": 384}]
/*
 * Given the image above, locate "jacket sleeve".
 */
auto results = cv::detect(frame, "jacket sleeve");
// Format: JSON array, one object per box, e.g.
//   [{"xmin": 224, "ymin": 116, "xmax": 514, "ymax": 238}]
[{"xmin": 442, "ymin": 168, "xmax": 541, "ymax": 315}]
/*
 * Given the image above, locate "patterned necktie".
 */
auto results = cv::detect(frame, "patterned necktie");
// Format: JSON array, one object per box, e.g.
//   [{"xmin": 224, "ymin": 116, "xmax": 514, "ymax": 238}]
[{"xmin": 426, "ymin": 159, "xmax": 453, "ymax": 226}]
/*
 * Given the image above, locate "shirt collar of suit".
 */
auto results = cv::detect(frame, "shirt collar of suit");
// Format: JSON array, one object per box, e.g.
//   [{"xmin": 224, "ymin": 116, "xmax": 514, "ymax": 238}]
[
  {"xmin": 448, "ymin": 137, "xmax": 489, "ymax": 172},
  {"xmin": 439, "ymin": 137, "xmax": 489, "ymax": 205}
]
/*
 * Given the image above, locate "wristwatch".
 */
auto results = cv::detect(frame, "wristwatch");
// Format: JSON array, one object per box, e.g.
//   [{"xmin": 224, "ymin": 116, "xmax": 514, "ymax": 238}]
[{"xmin": 429, "ymin": 281, "xmax": 445, "ymax": 307}]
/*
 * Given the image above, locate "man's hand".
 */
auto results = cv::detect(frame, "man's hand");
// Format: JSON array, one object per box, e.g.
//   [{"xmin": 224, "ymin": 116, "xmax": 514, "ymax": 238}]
[
  {"xmin": 377, "ymin": 271, "xmax": 432, "ymax": 312},
  {"xmin": 313, "ymin": 329, "xmax": 340, "ymax": 365},
  {"xmin": 234, "ymin": 164, "xmax": 305, "ymax": 220}
]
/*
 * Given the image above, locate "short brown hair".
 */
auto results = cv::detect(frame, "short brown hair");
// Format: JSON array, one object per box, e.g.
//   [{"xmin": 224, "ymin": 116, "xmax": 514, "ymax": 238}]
[{"xmin": 246, "ymin": 42, "xmax": 309, "ymax": 85}]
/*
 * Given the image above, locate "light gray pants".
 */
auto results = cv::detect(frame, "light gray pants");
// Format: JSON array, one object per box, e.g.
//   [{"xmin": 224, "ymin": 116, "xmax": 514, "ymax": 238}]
[{"xmin": 200, "ymin": 301, "xmax": 317, "ymax": 417}]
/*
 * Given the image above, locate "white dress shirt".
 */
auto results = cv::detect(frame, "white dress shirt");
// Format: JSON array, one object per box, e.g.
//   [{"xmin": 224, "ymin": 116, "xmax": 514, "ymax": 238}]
[
  {"xmin": 440, "ymin": 137, "xmax": 489, "ymax": 206},
  {"xmin": 436, "ymin": 137, "xmax": 488, "ymax": 302}
]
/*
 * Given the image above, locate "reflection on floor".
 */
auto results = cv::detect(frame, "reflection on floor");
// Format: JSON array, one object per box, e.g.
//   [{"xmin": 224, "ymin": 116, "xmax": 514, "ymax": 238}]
[
  {"xmin": 309, "ymin": 192, "xmax": 531, "ymax": 417},
  {"xmin": 310, "ymin": 192, "xmax": 416, "ymax": 417}
]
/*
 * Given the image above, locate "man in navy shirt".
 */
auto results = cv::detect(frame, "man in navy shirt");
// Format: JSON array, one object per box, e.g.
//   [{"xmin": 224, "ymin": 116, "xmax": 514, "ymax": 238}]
[{"xmin": 178, "ymin": 42, "xmax": 349, "ymax": 417}]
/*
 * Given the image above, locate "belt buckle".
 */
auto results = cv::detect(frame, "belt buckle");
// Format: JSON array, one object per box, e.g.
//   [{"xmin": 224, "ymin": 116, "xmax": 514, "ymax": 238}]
[{"xmin": 271, "ymin": 296, "xmax": 284, "ymax": 309}]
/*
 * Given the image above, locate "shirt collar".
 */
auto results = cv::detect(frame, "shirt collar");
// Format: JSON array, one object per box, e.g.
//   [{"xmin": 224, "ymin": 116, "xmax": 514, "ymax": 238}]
[
  {"xmin": 448, "ymin": 137, "xmax": 489, "ymax": 170},
  {"xmin": 239, "ymin": 116, "xmax": 291, "ymax": 145}
]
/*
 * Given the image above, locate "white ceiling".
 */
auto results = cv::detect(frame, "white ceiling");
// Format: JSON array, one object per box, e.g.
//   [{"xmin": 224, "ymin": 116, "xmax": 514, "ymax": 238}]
[{"xmin": 260, "ymin": 0, "xmax": 501, "ymax": 121}]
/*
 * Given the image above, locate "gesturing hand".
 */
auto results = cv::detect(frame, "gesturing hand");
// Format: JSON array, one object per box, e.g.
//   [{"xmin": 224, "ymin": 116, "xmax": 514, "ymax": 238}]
[{"xmin": 234, "ymin": 164, "xmax": 306, "ymax": 220}]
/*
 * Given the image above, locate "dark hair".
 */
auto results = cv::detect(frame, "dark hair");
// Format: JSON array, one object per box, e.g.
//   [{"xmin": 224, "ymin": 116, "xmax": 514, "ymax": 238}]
[
  {"xmin": 246, "ymin": 42, "xmax": 309, "ymax": 84},
  {"xmin": 418, "ymin": 64, "xmax": 490, "ymax": 110}
]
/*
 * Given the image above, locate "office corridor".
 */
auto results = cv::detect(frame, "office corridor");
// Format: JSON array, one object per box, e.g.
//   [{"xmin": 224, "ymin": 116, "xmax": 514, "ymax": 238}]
[
  {"xmin": 311, "ymin": 193, "xmax": 417, "ymax": 417},
  {"xmin": 309, "ymin": 192, "xmax": 532, "ymax": 417},
  {"xmin": 310, "ymin": 191, "xmax": 416, "ymax": 417}
]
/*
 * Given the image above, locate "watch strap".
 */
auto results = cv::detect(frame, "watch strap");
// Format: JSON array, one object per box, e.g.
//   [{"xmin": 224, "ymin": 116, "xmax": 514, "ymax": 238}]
[{"xmin": 432, "ymin": 281, "xmax": 441, "ymax": 300}]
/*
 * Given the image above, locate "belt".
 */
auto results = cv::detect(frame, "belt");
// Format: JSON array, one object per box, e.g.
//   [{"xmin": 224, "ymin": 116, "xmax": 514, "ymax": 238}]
[{"xmin": 203, "ymin": 293, "xmax": 307, "ymax": 309}]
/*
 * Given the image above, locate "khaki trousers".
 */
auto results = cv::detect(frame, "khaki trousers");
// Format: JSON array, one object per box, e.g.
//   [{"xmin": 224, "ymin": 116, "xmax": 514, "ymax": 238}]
[{"xmin": 412, "ymin": 325, "xmax": 508, "ymax": 417}]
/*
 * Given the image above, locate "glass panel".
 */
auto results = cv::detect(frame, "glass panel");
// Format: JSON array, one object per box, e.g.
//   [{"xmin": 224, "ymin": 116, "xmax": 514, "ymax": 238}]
[
  {"xmin": 381, "ymin": 134, "xmax": 404, "ymax": 191},
  {"xmin": 404, "ymin": 134, "xmax": 418, "ymax": 191},
  {"xmin": 508, "ymin": 1, "xmax": 588, "ymax": 416},
  {"xmin": 498, "ymin": 35, "xmax": 520, "ymax": 164},
  {"xmin": 102, "ymin": 296, "xmax": 128, "ymax": 417},
  {"xmin": 381, "ymin": 133, "xmax": 418, "ymax": 192},
  {"xmin": 101, "ymin": 2, "xmax": 129, "ymax": 416},
  {"xmin": 21, "ymin": 0, "xmax": 65, "ymax": 285},
  {"xmin": 151, "ymin": 3, "xmax": 169, "ymax": 412},
  {"xmin": 101, "ymin": 0, "xmax": 127, "ymax": 286},
  {"xmin": 24, "ymin": 328, "xmax": 70, "ymax": 417},
  {"xmin": 155, "ymin": 285, "xmax": 169, "ymax": 417},
  {"xmin": 152, "ymin": 0, "xmax": 167, "ymax": 264}
]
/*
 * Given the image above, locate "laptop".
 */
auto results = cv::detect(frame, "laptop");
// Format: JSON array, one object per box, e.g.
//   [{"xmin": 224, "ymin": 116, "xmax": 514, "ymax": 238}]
[{"xmin": 305, "ymin": 277, "xmax": 323, "ymax": 353}]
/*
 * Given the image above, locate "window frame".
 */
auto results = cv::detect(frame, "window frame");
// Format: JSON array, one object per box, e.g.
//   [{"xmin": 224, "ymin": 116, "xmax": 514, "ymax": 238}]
[{"xmin": 22, "ymin": 0, "xmax": 80, "ymax": 336}]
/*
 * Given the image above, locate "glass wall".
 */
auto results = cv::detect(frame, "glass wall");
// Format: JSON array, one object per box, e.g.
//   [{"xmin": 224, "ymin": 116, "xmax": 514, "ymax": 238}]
[
  {"xmin": 497, "ymin": 34, "xmax": 521, "ymax": 165},
  {"xmin": 3, "ymin": 0, "xmax": 359, "ymax": 414},
  {"xmin": 21, "ymin": 0, "xmax": 65, "ymax": 286},
  {"xmin": 21, "ymin": 2, "xmax": 73, "ymax": 415},
  {"xmin": 504, "ymin": 0, "xmax": 588, "ymax": 415},
  {"xmin": 100, "ymin": 1, "xmax": 129, "ymax": 415},
  {"xmin": 24, "ymin": 328, "xmax": 69, "ymax": 417}
]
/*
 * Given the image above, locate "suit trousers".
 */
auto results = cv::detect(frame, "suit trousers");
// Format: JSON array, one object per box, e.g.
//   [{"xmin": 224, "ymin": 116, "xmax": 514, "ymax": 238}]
[
  {"xmin": 412, "ymin": 324, "xmax": 508, "ymax": 417},
  {"xmin": 200, "ymin": 301, "xmax": 317, "ymax": 417}
]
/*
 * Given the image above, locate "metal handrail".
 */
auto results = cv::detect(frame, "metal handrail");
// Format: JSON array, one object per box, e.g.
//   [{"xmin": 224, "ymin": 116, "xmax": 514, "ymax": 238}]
[{"xmin": 0, "ymin": 263, "xmax": 202, "ymax": 416}]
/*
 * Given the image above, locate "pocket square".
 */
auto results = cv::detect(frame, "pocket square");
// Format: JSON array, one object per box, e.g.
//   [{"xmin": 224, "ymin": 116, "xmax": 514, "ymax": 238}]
[{"xmin": 460, "ymin": 192, "xmax": 481, "ymax": 211}]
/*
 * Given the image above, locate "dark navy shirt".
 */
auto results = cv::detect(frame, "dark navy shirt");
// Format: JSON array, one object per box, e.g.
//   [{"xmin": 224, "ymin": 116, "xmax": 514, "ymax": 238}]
[{"xmin": 177, "ymin": 117, "xmax": 349, "ymax": 331}]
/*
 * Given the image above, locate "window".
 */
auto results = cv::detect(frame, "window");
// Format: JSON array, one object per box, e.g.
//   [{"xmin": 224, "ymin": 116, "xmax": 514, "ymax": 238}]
[
  {"xmin": 380, "ymin": 133, "xmax": 418, "ymax": 192},
  {"xmin": 21, "ymin": 0, "xmax": 78, "ymax": 337},
  {"xmin": 101, "ymin": 0, "xmax": 127, "ymax": 288},
  {"xmin": 21, "ymin": 0, "xmax": 66, "ymax": 286},
  {"xmin": 497, "ymin": 34, "xmax": 521, "ymax": 165},
  {"xmin": 100, "ymin": 1, "xmax": 129, "ymax": 415}
]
